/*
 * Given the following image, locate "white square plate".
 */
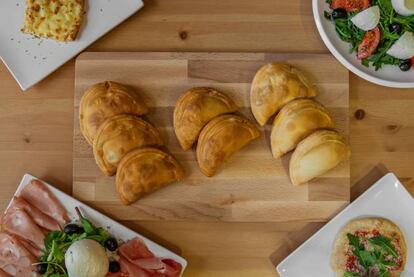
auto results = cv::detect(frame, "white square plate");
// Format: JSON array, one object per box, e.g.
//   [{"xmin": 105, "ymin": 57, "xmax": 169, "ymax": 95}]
[
  {"xmin": 277, "ymin": 173, "xmax": 414, "ymax": 277},
  {"xmin": 0, "ymin": 0, "xmax": 143, "ymax": 91},
  {"xmin": 5, "ymin": 174, "xmax": 187, "ymax": 276}
]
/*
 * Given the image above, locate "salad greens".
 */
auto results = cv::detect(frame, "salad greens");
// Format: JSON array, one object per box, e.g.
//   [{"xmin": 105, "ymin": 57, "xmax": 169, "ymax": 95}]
[
  {"xmin": 37, "ymin": 216, "xmax": 110, "ymax": 277},
  {"xmin": 325, "ymin": 0, "xmax": 414, "ymax": 70},
  {"xmin": 344, "ymin": 233, "xmax": 400, "ymax": 277}
]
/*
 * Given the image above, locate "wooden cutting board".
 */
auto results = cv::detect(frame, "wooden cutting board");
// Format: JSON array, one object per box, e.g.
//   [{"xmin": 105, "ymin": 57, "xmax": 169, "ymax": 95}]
[{"xmin": 73, "ymin": 52, "xmax": 350, "ymax": 223}]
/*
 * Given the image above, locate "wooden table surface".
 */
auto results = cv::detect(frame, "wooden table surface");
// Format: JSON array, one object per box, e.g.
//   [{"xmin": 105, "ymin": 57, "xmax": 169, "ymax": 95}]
[{"xmin": 1, "ymin": 1, "xmax": 413, "ymax": 276}]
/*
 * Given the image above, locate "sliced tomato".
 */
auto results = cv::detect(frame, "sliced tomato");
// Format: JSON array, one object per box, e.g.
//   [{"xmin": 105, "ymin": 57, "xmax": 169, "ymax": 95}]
[
  {"xmin": 331, "ymin": 0, "xmax": 370, "ymax": 12},
  {"xmin": 357, "ymin": 27, "xmax": 380, "ymax": 60}
]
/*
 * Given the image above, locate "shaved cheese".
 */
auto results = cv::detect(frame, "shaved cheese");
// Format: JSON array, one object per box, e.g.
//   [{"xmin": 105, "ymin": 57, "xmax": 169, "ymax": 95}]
[
  {"xmin": 387, "ymin": 32, "xmax": 414, "ymax": 59},
  {"xmin": 351, "ymin": 6, "xmax": 380, "ymax": 31}
]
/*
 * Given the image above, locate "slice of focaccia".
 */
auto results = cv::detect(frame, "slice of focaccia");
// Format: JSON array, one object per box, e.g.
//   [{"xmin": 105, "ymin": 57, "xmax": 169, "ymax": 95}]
[{"xmin": 21, "ymin": 0, "xmax": 84, "ymax": 42}]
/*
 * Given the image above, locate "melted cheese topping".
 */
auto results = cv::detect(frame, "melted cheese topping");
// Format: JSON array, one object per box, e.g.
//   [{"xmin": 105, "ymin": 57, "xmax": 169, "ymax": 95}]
[{"xmin": 21, "ymin": 0, "xmax": 84, "ymax": 42}]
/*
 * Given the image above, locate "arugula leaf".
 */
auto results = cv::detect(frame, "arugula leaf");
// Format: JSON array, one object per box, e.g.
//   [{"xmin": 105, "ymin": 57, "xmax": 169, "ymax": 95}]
[
  {"xmin": 81, "ymin": 217, "xmax": 97, "ymax": 235},
  {"xmin": 343, "ymin": 272, "xmax": 361, "ymax": 277},
  {"xmin": 359, "ymin": 250, "xmax": 377, "ymax": 267},
  {"xmin": 369, "ymin": 236, "xmax": 398, "ymax": 258}
]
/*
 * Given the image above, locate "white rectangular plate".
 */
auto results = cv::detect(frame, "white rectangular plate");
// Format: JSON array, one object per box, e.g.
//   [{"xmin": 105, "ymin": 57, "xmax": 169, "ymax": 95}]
[
  {"xmin": 0, "ymin": 0, "xmax": 143, "ymax": 91},
  {"xmin": 277, "ymin": 173, "xmax": 414, "ymax": 277},
  {"xmin": 6, "ymin": 174, "xmax": 187, "ymax": 276}
]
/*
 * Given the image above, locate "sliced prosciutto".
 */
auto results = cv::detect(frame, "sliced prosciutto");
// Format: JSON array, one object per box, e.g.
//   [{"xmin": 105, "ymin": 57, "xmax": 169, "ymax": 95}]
[
  {"xmin": 2, "ymin": 209, "xmax": 45, "ymax": 250},
  {"xmin": 119, "ymin": 238, "xmax": 182, "ymax": 277},
  {"xmin": 18, "ymin": 238, "xmax": 42, "ymax": 258},
  {"xmin": 9, "ymin": 196, "xmax": 61, "ymax": 231},
  {"xmin": 0, "ymin": 269, "xmax": 11, "ymax": 277},
  {"xmin": 19, "ymin": 179, "xmax": 69, "ymax": 225},
  {"xmin": 0, "ymin": 233, "xmax": 36, "ymax": 277}
]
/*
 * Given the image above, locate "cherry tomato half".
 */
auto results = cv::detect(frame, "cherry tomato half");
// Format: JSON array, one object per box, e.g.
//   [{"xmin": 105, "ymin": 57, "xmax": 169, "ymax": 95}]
[
  {"xmin": 331, "ymin": 0, "xmax": 370, "ymax": 12},
  {"xmin": 357, "ymin": 27, "xmax": 381, "ymax": 60}
]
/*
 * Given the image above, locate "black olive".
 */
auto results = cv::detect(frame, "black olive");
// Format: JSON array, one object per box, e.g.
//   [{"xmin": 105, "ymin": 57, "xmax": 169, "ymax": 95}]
[
  {"xmin": 109, "ymin": 261, "xmax": 121, "ymax": 273},
  {"xmin": 36, "ymin": 263, "xmax": 48, "ymax": 274},
  {"xmin": 399, "ymin": 60, "xmax": 412, "ymax": 72},
  {"xmin": 389, "ymin": 23, "xmax": 403, "ymax": 35},
  {"xmin": 332, "ymin": 8, "xmax": 347, "ymax": 19},
  {"xmin": 63, "ymin": 224, "xmax": 84, "ymax": 235},
  {"xmin": 104, "ymin": 237, "xmax": 118, "ymax": 251}
]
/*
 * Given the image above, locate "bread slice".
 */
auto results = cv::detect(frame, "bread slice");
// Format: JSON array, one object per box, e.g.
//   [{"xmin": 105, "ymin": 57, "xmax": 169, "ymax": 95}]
[{"xmin": 21, "ymin": 0, "xmax": 84, "ymax": 42}]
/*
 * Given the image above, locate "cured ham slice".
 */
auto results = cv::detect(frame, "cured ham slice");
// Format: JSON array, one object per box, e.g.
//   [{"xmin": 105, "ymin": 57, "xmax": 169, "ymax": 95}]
[
  {"xmin": 120, "ymin": 258, "xmax": 151, "ymax": 277},
  {"xmin": 119, "ymin": 238, "xmax": 182, "ymax": 277},
  {"xmin": 119, "ymin": 238, "xmax": 154, "ymax": 260},
  {"xmin": 19, "ymin": 179, "xmax": 69, "ymax": 225},
  {"xmin": 0, "ymin": 269, "xmax": 11, "ymax": 277},
  {"xmin": 0, "ymin": 233, "xmax": 36, "ymax": 277},
  {"xmin": 9, "ymin": 196, "xmax": 61, "ymax": 231},
  {"xmin": 18, "ymin": 238, "xmax": 42, "ymax": 258},
  {"xmin": 2, "ymin": 209, "xmax": 45, "ymax": 250}
]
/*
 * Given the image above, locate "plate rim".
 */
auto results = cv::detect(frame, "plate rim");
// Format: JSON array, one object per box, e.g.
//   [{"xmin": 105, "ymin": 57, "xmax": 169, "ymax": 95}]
[
  {"xmin": 4, "ymin": 173, "xmax": 188, "ymax": 275},
  {"xmin": 312, "ymin": 0, "xmax": 414, "ymax": 88},
  {"xmin": 276, "ymin": 172, "xmax": 413, "ymax": 275}
]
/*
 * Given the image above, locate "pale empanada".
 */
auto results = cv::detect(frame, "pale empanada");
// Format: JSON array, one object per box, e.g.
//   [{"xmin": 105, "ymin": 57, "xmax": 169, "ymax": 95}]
[
  {"xmin": 93, "ymin": 115, "xmax": 164, "ymax": 176},
  {"xmin": 196, "ymin": 114, "xmax": 261, "ymax": 177},
  {"xmin": 79, "ymin": 81, "xmax": 149, "ymax": 145},
  {"xmin": 271, "ymin": 99, "xmax": 335, "ymax": 158},
  {"xmin": 289, "ymin": 130, "xmax": 350, "ymax": 186},
  {"xmin": 116, "ymin": 148, "xmax": 184, "ymax": 205},
  {"xmin": 250, "ymin": 63, "xmax": 317, "ymax": 126},
  {"xmin": 174, "ymin": 87, "xmax": 238, "ymax": 151}
]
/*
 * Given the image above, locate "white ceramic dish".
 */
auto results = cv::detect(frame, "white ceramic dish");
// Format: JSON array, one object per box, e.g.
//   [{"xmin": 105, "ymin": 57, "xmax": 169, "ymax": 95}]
[
  {"xmin": 0, "ymin": 0, "xmax": 143, "ymax": 91},
  {"xmin": 313, "ymin": 0, "xmax": 414, "ymax": 88},
  {"xmin": 5, "ymin": 174, "xmax": 187, "ymax": 276},
  {"xmin": 277, "ymin": 173, "xmax": 414, "ymax": 277}
]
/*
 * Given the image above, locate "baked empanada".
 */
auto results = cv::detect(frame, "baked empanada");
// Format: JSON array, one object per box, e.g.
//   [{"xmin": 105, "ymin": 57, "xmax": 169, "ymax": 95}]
[
  {"xmin": 80, "ymin": 81, "xmax": 149, "ymax": 145},
  {"xmin": 93, "ymin": 115, "xmax": 164, "ymax": 176},
  {"xmin": 174, "ymin": 87, "xmax": 238, "ymax": 151},
  {"xmin": 289, "ymin": 130, "xmax": 350, "ymax": 186},
  {"xmin": 196, "ymin": 114, "xmax": 261, "ymax": 177},
  {"xmin": 250, "ymin": 63, "xmax": 317, "ymax": 126},
  {"xmin": 116, "ymin": 148, "xmax": 184, "ymax": 205},
  {"xmin": 271, "ymin": 99, "xmax": 335, "ymax": 158}
]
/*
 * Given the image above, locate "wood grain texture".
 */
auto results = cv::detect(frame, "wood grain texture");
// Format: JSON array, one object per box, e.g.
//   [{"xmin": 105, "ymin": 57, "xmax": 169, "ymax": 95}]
[
  {"xmin": 73, "ymin": 52, "xmax": 350, "ymax": 222},
  {"xmin": 0, "ymin": 0, "xmax": 413, "ymax": 276}
]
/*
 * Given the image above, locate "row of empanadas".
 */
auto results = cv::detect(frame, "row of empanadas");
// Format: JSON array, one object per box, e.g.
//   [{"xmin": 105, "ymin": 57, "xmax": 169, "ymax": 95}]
[
  {"xmin": 250, "ymin": 63, "xmax": 350, "ymax": 186},
  {"xmin": 80, "ymin": 81, "xmax": 184, "ymax": 205},
  {"xmin": 174, "ymin": 87, "xmax": 260, "ymax": 177}
]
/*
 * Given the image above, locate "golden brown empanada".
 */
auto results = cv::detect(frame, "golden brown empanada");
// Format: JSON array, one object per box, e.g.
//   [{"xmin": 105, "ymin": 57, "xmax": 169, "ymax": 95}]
[
  {"xmin": 80, "ymin": 81, "xmax": 149, "ymax": 145},
  {"xmin": 271, "ymin": 99, "xmax": 335, "ymax": 158},
  {"xmin": 116, "ymin": 148, "xmax": 184, "ymax": 205},
  {"xmin": 289, "ymin": 130, "xmax": 350, "ymax": 186},
  {"xmin": 93, "ymin": 115, "xmax": 164, "ymax": 176},
  {"xmin": 250, "ymin": 63, "xmax": 317, "ymax": 126},
  {"xmin": 196, "ymin": 114, "xmax": 261, "ymax": 177},
  {"xmin": 174, "ymin": 87, "xmax": 238, "ymax": 151}
]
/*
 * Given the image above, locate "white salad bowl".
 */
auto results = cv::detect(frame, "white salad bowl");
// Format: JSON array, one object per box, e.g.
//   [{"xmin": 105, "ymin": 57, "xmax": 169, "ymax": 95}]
[{"xmin": 313, "ymin": 0, "xmax": 414, "ymax": 88}]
